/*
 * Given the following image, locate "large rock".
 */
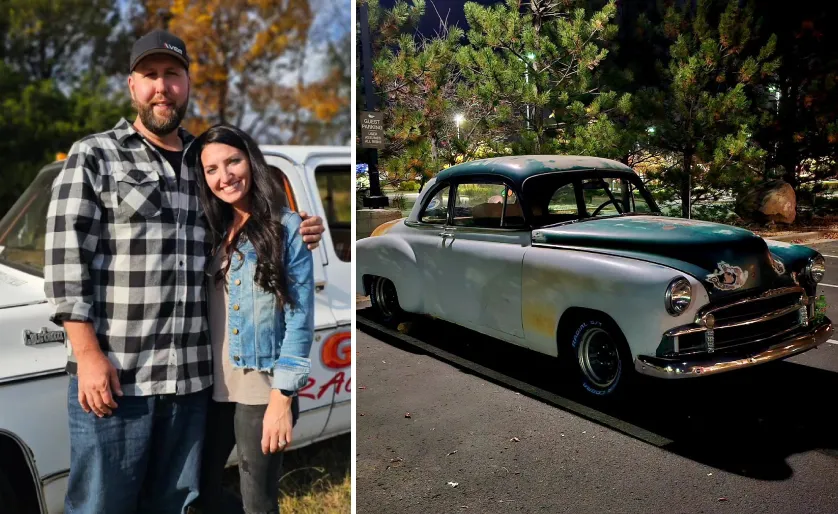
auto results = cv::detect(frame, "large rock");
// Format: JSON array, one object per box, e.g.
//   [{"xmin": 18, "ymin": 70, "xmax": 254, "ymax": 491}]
[{"xmin": 735, "ymin": 180, "xmax": 796, "ymax": 225}]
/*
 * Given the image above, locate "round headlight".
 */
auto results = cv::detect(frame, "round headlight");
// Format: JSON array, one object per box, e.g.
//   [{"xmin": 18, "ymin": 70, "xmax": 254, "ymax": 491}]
[
  {"xmin": 805, "ymin": 255, "xmax": 826, "ymax": 283},
  {"xmin": 665, "ymin": 277, "xmax": 692, "ymax": 316}
]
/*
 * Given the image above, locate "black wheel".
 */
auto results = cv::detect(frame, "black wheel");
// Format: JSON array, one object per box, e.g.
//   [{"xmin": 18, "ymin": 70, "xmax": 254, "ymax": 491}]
[
  {"xmin": 369, "ymin": 276, "xmax": 403, "ymax": 325},
  {"xmin": 564, "ymin": 316, "xmax": 633, "ymax": 399},
  {"xmin": 0, "ymin": 467, "xmax": 22, "ymax": 514}
]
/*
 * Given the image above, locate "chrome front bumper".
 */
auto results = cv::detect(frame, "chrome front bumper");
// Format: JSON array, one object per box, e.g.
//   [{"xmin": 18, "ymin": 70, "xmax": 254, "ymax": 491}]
[{"xmin": 634, "ymin": 319, "xmax": 833, "ymax": 379}]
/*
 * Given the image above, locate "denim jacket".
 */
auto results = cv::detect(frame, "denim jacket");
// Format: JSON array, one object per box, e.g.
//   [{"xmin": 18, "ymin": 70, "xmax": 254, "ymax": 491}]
[{"xmin": 224, "ymin": 209, "xmax": 314, "ymax": 391}]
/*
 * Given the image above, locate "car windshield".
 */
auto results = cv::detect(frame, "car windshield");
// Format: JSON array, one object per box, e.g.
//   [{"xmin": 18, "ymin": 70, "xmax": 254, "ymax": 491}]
[
  {"xmin": 0, "ymin": 164, "xmax": 61, "ymax": 276},
  {"xmin": 523, "ymin": 172, "xmax": 660, "ymax": 228}
]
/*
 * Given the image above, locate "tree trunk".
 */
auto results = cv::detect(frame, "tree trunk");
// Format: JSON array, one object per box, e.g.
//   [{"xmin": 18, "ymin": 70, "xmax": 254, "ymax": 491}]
[
  {"xmin": 681, "ymin": 152, "xmax": 692, "ymax": 218},
  {"xmin": 778, "ymin": 57, "xmax": 800, "ymax": 189}
]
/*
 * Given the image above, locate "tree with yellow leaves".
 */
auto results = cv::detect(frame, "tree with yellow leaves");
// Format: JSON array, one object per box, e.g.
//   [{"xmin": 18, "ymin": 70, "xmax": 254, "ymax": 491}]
[{"xmin": 132, "ymin": 0, "xmax": 348, "ymax": 143}]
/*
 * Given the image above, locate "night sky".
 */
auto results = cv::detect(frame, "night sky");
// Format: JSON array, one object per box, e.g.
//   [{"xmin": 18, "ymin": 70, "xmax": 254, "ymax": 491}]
[{"xmin": 379, "ymin": 0, "xmax": 501, "ymax": 36}]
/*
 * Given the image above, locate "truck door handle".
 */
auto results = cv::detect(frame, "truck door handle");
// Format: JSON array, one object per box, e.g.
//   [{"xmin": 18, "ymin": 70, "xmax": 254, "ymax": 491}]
[
  {"xmin": 438, "ymin": 227, "xmax": 456, "ymax": 237},
  {"xmin": 315, "ymin": 281, "xmax": 326, "ymax": 292}
]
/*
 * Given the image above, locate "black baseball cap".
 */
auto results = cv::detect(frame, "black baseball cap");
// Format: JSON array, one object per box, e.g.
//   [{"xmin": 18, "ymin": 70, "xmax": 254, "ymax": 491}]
[{"xmin": 129, "ymin": 29, "xmax": 190, "ymax": 72}]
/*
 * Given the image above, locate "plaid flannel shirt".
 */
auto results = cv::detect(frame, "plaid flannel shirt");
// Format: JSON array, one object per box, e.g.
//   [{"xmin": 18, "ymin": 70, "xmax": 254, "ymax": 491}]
[{"xmin": 44, "ymin": 118, "xmax": 213, "ymax": 396}]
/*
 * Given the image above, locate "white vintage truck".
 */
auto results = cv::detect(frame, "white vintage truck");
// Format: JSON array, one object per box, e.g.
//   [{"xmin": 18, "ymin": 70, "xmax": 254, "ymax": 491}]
[{"xmin": 0, "ymin": 146, "xmax": 352, "ymax": 513}]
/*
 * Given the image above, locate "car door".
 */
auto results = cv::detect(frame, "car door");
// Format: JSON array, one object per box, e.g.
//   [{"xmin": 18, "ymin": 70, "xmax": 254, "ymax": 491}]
[
  {"xmin": 401, "ymin": 181, "xmax": 453, "ymax": 318},
  {"xmin": 435, "ymin": 178, "xmax": 529, "ymax": 339}
]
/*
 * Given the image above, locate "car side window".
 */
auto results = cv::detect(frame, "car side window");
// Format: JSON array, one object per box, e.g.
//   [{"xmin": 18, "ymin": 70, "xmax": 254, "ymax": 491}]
[
  {"xmin": 451, "ymin": 182, "xmax": 525, "ymax": 229},
  {"xmin": 419, "ymin": 185, "xmax": 450, "ymax": 224}
]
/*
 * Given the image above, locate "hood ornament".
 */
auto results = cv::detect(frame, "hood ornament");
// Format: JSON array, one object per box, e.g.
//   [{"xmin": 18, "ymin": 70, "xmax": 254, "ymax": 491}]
[{"xmin": 706, "ymin": 261, "xmax": 749, "ymax": 291}]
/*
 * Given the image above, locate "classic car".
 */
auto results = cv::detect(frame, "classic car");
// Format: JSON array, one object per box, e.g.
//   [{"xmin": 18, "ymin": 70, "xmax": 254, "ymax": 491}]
[
  {"xmin": 0, "ymin": 146, "xmax": 352, "ymax": 513},
  {"xmin": 356, "ymin": 155, "xmax": 832, "ymax": 398}
]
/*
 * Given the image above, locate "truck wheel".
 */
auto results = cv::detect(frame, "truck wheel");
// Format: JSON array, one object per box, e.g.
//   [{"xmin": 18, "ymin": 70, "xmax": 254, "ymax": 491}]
[
  {"xmin": 0, "ymin": 467, "xmax": 22, "ymax": 513},
  {"xmin": 370, "ymin": 276, "xmax": 403, "ymax": 326},
  {"xmin": 565, "ymin": 316, "xmax": 633, "ymax": 399}
]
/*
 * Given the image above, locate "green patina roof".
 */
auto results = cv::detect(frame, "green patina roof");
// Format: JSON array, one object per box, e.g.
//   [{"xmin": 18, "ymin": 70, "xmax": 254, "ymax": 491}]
[{"xmin": 436, "ymin": 155, "xmax": 636, "ymax": 186}]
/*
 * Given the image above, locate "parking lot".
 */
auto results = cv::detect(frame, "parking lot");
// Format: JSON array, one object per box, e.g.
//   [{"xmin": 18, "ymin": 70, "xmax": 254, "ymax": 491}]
[{"xmin": 355, "ymin": 241, "xmax": 838, "ymax": 513}]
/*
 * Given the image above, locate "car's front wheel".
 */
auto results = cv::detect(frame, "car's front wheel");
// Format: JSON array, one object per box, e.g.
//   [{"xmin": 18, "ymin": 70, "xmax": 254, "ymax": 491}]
[
  {"xmin": 369, "ymin": 276, "xmax": 403, "ymax": 326},
  {"xmin": 564, "ymin": 315, "xmax": 633, "ymax": 399}
]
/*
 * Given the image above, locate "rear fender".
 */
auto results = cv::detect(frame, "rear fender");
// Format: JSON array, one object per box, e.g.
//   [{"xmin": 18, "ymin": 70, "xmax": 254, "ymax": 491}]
[{"xmin": 356, "ymin": 235, "xmax": 423, "ymax": 312}]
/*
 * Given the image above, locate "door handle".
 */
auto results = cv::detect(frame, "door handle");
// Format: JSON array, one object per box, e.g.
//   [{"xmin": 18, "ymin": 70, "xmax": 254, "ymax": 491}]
[
  {"xmin": 438, "ymin": 227, "xmax": 456, "ymax": 237},
  {"xmin": 315, "ymin": 281, "xmax": 326, "ymax": 292}
]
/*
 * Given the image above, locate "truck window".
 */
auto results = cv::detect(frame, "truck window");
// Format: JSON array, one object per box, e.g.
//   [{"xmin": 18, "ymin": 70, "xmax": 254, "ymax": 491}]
[
  {"xmin": 0, "ymin": 164, "xmax": 61, "ymax": 276},
  {"xmin": 269, "ymin": 165, "xmax": 298, "ymax": 211},
  {"xmin": 315, "ymin": 165, "xmax": 351, "ymax": 262}
]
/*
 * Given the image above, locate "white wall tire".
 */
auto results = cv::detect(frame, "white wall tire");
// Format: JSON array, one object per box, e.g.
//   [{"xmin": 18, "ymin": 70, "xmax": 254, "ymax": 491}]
[{"xmin": 566, "ymin": 315, "xmax": 634, "ymax": 399}]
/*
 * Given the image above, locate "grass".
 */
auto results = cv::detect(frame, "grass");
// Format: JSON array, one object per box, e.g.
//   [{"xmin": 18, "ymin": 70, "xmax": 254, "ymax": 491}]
[{"xmin": 221, "ymin": 433, "xmax": 351, "ymax": 513}]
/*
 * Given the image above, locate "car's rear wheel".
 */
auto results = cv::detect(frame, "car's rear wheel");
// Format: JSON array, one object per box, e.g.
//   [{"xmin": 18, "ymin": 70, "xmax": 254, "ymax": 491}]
[
  {"xmin": 370, "ymin": 276, "xmax": 403, "ymax": 325},
  {"xmin": 564, "ymin": 315, "xmax": 633, "ymax": 399}
]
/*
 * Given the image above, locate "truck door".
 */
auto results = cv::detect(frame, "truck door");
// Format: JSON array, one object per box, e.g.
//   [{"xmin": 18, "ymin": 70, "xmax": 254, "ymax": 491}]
[{"xmin": 263, "ymin": 154, "xmax": 336, "ymax": 445}]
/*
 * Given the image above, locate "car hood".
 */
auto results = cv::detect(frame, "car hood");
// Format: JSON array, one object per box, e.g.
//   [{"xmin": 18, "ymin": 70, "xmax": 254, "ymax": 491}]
[{"xmin": 533, "ymin": 215, "xmax": 813, "ymax": 300}]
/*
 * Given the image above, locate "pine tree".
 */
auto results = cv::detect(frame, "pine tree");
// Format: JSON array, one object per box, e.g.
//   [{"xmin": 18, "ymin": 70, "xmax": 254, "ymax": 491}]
[
  {"xmin": 752, "ymin": 3, "xmax": 838, "ymax": 204},
  {"xmin": 455, "ymin": 0, "xmax": 621, "ymax": 154},
  {"xmin": 642, "ymin": 0, "xmax": 779, "ymax": 218},
  {"xmin": 358, "ymin": 0, "xmax": 468, "ymax": 188}
]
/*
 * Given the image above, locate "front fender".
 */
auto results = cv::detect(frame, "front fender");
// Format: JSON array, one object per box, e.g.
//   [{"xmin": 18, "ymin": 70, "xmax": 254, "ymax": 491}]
[
  {"xmin": 765, "ymin": 239, "xmax": 819, "ymax": 272},
  {"xmin": 356, "ymin": 234, "xmax": 423, "ymax": 312},
  {"xmin": 522, "ymin": 247, "xmax": 711, "ymax": 359}
]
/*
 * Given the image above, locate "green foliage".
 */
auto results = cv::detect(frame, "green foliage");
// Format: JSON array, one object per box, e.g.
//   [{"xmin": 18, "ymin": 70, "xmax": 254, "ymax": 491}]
[
  {"xmin": 637, "ymin": 0, "xmax": 779, "ymax": 217},
  {"xmin": 455, "ymin": 0, "xmax": 623, "ymax": 154},
  {"xmin": 689, "ymin": 203, "xmax": 741, "ymax": 224},
  {"xmin": 360, "ymin": 0, "xmax": 466, "ymax": 187},
  {"xmin": 4, "ymin": 0, "xmax": 127, "ymax": 81},
  {"xmin": 396, "ymin": 180, "xmax": 421, "ymax": 192},
  {"xmin": 0, "ymin": 0, "xmax": 134, "ymax": 217}
]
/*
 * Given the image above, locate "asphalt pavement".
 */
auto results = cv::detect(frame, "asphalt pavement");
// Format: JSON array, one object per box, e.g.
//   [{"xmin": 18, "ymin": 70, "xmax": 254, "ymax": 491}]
[
  {"xmin": 355, "ymin": 253, "xmax": 838, "ymax": 514},
  {"xmin": 809, "ymin": 240, "xmax": 838, "ymax": 334}
]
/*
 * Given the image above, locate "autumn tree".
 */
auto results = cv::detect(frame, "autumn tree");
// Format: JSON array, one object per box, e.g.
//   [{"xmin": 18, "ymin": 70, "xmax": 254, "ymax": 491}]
[
  {"xmin": 292, "ymin": 0, "xmax": 352, "ymax": 145},
  {"xmin": 136, "ymin": 0, "xmax": 326, "ymax": 142}
]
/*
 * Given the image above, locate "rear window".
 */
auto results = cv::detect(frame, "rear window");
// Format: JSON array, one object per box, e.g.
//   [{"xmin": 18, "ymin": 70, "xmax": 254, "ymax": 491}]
[{"xmin": 315, "ymin": 165, "xmax": 351, "ymax": 262}]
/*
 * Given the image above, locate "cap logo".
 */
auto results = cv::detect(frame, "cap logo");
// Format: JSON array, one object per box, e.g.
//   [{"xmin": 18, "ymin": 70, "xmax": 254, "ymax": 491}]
[{"xmin": 164, "ymin": 43, "xmax": 183, "ymax": 55}]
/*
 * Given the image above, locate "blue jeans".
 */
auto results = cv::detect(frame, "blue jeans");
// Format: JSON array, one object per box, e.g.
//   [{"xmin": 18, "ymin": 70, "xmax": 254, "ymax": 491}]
[{"xmin": 64, "ymin": 376, "xmax": 209, "ymax": 514}]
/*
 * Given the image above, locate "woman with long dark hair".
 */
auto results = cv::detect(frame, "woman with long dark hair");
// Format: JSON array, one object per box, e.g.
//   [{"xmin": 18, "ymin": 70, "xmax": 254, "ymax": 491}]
[{"xmin": 191, "ymin": 124, "xmax": 313, "ymax": 513}]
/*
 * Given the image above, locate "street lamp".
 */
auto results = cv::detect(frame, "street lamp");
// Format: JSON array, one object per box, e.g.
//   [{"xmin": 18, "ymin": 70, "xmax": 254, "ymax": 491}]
[{"xmin": 454, "ymin": 113, "xmax": 464, "ymax": 139}]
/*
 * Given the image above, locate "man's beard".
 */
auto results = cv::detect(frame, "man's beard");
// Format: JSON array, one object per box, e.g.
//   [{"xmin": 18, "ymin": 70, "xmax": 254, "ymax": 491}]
[{"xmin": 134, "ymin": 98, "xmax": 188, "ymax": 136}]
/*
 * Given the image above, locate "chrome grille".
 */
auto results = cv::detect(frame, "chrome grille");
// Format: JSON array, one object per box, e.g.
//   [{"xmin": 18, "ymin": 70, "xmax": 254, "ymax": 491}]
[{"xmin": 661, "ymin": 287, "xmax": 808, "ymax": 357}]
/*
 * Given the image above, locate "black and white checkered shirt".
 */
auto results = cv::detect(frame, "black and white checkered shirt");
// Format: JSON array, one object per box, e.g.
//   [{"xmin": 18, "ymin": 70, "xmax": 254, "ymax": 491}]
[{"xmin": 44, "ymin": 118, "xmax": 213, "ymax": 396}]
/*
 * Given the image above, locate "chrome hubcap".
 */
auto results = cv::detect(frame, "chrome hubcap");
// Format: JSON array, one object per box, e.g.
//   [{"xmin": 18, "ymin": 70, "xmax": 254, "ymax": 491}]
[{"xmin": 577, "ymin": 327, "xmax": 620, "ymax": 389}]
